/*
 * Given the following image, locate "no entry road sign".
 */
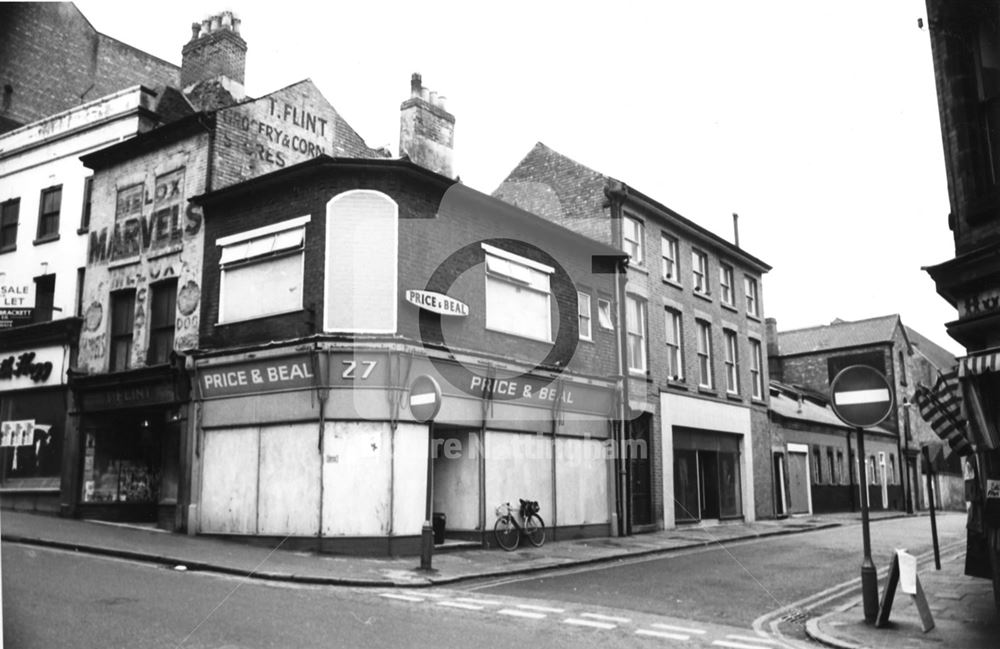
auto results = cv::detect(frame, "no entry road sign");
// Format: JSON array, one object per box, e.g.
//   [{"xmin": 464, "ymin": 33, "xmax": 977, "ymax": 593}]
[
  {"xmin": 831, "ymin": 365, "xmax": 894, "ymax": 429},
  {"xmin": 409, "ymin": 374, "xmax": 442, "ymax": 423}
]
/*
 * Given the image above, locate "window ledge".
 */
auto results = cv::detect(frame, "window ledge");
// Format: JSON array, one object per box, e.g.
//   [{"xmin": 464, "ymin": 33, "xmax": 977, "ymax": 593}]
[
  {"xmin": 726, "ymin": 393, "xmax": 743, "ymax": 402},
  {"xmin": 662, "ymin": 277, "xmax": 683, "ymax": 290},
  {"xmin": 665, "ymin": 380, "xmax": 688, "ymax": 391},
  {"xmin": 721, "ymin": 302, "xmax": 738, "ymax": 313},
  {"xmin": 746, "ymin": 313, "xmax": 762, "ymax": 323},
  {"xmin": 485, "ymin": 325, "xmax": 553, "ymax": 345},
  {"xmin": 697, "ymin": 387, "xmax": 717, "ymax": 396},
  {"xmin": 217, "ymin": 307, "xmax": 305, "ymax": 326},
  {"xmin": 77, "ymin": 227, "xmax": 89, "ymax": 235},
  {"xmin": 627, "ymin": 263, "xmax": 649, "ymax": 276},
  {"xmin": 0, "ymin": 245, "xmax": 15, "ymax": 255},
  {"xmin": 33, "ymin": 234, "xmax": 60, "ymax": 246},
  {"xmin": 693, "ymin": 290, "xmax": 713, "ymax": 303}
]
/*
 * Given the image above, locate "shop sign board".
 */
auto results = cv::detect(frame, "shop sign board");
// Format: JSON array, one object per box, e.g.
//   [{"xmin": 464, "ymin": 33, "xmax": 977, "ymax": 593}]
[
  {"xmin": 0, "ymin": 347, "xmax": 65, "ymax": 391},
  {"xmin": 405, "ymin": 289, "xmax": 469, "ymax": 317},
  {"xmin": 0, "ymin": 271, "xmax": 34, "ymax": 328},
  {"xmin": 408, "ymin": 375, "xmax": 442, "ymax": 423},
  {"xmin": 831, "ymin": 365, "xmax": 894, "ymax": 428},
  {"xmin": 198, "ymin": 352, "xmax": 390, "ymax": 399}
]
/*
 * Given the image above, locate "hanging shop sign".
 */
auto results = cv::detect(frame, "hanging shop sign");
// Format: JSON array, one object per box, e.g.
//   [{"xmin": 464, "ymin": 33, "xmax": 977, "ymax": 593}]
[{"xmin": 405, "ymin": 289, "xmax": 469, "ymax": 317}]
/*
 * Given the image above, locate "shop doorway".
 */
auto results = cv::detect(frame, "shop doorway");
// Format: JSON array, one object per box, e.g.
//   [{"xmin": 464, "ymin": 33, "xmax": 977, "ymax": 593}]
[
  {"xmin": 673, "ymin": 428, "xmax": 743, "ymax": 523},
  {"xmin": 628, "ymin": 414, "xmax": 653, "ymax": 527},
  {"xmin": 432, "ymin": 425, "xmax": 482, "ymax": 539}
]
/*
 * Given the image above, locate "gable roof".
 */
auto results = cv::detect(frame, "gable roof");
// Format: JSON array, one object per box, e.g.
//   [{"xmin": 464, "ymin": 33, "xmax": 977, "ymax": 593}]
[
  {"xmin": 777, "ymin": 315, "xmax": 903, "ymax": 356},
  {"xmin": 495, "ymin": 142, "xmax": 770, "ymax": 272},
  {"xmin": 769, "ymin": 380, "xmax": 893, "ymax": 434},
  {"xmin": 904, "ymin": 325, "xmax": 957, "ymax": 372}
]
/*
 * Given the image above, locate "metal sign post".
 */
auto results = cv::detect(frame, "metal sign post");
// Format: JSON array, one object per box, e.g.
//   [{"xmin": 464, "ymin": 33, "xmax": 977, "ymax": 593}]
[
  {"xmin": 410, "ymin": 375, "xmax": 442, "ymax": 571},
  {"xmin": 831, "ymin": 365, "xmax": 894, "ymax": 625}
]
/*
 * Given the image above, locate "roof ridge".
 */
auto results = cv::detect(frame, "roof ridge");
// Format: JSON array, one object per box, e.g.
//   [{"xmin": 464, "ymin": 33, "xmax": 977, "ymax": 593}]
[{"xmin": 778, "ymin": 313, "xmax": 900, "ymax": 336}]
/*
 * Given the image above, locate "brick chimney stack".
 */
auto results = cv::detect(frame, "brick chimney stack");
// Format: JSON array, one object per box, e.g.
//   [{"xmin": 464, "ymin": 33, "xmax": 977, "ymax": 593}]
[
  {"xmin": 181, "ymin": 11, "xmax": 247, "ymax": 110},
  {"xmin": 765, "ymin": 317, "xmax": 783, "ymax": 382},
  {"xmin": 399, "ymin": 73, "xmax": 455, "ymax": 178}
]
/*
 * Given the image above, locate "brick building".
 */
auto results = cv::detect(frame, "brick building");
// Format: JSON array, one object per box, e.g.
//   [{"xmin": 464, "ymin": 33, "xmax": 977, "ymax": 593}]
[
  {"xmin": 922, "ymin": 0, "xmax": 1000, "ymax": 600},
  {"xmin": 0, "ymin": 2, "xmax": 180, "ymax": 133},
  {"xmin": 65, "ymin": 13, "xmax": 386, "ymax": 529},
  {"xmin": 495, "ymin": 143, "xmax": 774, "ymax": 531},
  {"xmin": 187, "ymin": 154, "xmax": 626, "ymax": 554},
  {"xmin": 767, "ymin": 314, "xmax": 959, "ymax": 514}
]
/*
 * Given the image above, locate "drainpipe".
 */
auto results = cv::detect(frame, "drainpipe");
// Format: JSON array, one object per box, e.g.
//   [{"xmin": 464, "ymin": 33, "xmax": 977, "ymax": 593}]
[
  {"xmin": 313, "ymin": 349, "xmax": 330, "ymax": 538},
  {"xmin": 550, "ymin": 380, "xmax": 564, "ymax": 540},
  {"xmin": 479, "ymin": 365, "xmax": 495, "ymax": 546}
]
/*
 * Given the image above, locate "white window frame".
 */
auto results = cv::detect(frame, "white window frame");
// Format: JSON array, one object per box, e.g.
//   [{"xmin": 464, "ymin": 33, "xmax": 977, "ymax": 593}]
[
  {"xmin": 665, "ymin": 308, "xmax": 683, "ymax": 380},
  {"xmin": 723, "ymin": 329, "xmax": 739, "ymax": 395},
  {"xmin": 692, "ymin": 249, "xmax": 709, "ymax": 294},
  {"xmin": 745, "ymin": 275, "xmax": 760, "ymax": 317},
  {"xmin": 661, "ymin": 233, "xmax": 678, "ymax": 282},
  {"xmin": 720, "ymin": 263, "xmax": 734, "ymax": 306},
  {"xmin": 623, "ymin": 214, "xmax": 644, "ymax": 266},
  {"xmin": 578, "ymin": 291, "xmax": 592, "ymax": 341},
  {"xmin": 626, "ymin": 294, "xmax": 647, "ymax": 373},
  {"xmin": 217, "ymin": 215, "xmax": 310, "ymax": 324},
  {"xmin": 750, "ymin": 337, "xmax": 764, "ymax": 400},
  {"xmin": 597, "ymin": 298, "xmax": 614, "ymax": 330},
  {"xmin": 696, "ymin": 319, "xmax": 713, "ymax": 389},
  {"xmin": 483, "ymin": 243, "xmax": 554, "ymax": 343}
]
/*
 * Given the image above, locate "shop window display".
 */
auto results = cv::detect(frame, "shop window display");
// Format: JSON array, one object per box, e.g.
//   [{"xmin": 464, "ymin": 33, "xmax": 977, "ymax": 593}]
[
  {"xmin": 82, "ymin": 423, "xmax": 161, "ymax": 503},
  {"xmin": 0, "ymin": 390, "xmax": 63, "ymax": 483}
]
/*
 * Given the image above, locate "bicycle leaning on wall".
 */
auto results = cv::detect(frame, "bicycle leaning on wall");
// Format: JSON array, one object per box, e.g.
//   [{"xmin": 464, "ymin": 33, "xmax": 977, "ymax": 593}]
[{"xmin": 494, "ymin": 498, "xmax": 545, "ymax": 551}]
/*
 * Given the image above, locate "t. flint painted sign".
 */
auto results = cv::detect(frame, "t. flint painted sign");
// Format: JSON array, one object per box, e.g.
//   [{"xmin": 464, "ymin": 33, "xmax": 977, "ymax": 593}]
[{"xmin": 405, "ymin": 290, "xmax": 469, "ymax": 317}]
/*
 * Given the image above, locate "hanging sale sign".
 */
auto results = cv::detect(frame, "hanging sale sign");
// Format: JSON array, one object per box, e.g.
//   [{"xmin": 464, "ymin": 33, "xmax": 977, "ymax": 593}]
[{"xmin": 0, "ymin": 271, "xmax": 35, "ymax": 328}]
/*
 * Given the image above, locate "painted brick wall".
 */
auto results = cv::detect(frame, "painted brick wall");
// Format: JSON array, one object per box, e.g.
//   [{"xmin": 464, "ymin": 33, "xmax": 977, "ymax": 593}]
[
  {"xmin": 198, "ymin": 164, "xmax": 621, "ymax": 379},
  {"xmin": 0, "ymin": 3, "xmax": 179, "ymax": 131}
]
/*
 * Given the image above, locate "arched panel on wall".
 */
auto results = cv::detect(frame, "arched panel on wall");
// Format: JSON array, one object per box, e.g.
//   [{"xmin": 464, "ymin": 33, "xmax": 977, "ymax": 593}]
[{"xmin": 324, "ymin": 190, "xmax": 398, "ymax": 333}]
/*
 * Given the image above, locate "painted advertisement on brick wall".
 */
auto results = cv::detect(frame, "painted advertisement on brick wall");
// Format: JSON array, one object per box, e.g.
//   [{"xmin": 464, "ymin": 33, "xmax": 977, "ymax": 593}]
[
  {"xmin": 213, "ymin": 80, "xmax": 374, "ymax": 187},
  {"xmin": 79, "ymin": 144, "xmax": 208, "ymax": 373}
]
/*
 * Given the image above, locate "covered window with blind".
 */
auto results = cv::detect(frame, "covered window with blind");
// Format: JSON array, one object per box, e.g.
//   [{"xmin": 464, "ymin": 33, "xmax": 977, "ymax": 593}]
[
  {"xmin": 483, "ymin": 243, "xmax": 553, "ymax": 342},
  {"xmin": 325, "ymin": 191, "xmax": 398, "ymax": 333},
  {"xmin": 217, "ymin": 215, "xmax": 309, "ymax": 324}
]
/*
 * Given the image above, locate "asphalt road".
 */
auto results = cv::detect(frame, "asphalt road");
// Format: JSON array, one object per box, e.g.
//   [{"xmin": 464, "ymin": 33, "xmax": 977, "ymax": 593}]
[
  {"xmin": 2, "ymin": 542, "xmax": 796, "ymax": 649},
  {"xmin": 465, "ymin": 514, "xmax": 968, "ymax": 629}
]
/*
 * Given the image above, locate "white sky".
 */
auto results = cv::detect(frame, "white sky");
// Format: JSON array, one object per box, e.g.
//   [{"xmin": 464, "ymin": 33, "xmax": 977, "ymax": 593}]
[{"xmin": 75, "ymin": 0, "xmax": 964, "ymax": 356}]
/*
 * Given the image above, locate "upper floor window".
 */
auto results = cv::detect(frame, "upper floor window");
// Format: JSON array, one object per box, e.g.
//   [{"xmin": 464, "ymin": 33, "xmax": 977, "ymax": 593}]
[
  {"xmin": 665, "ymin": 308, "xmax": 683, "ymax": 380},
  {"xmin": 696, "ymin": 319, "xmax": 713, "ymax": 388},
  {"xmin": 218, "ymin": 215, "xmax": 308, "ymax": 324},
  {"xmin": 325, "ymin": 191, "xmax": 397, "ymax": 333},
  {"xmin": 720, "ymin": 263, "xmax": 735, "ymax": 306},
  {"xmin": 692, "ymin": 250, "xmax": 709, "ymax": 294},
  {"xmin": 36, "ymin": 185, "xmax": 61, "ymax": 241},
  {"xmin": 622, "ymin": 214, "xmax": 644, "ymax": 265},
  {"xmin": 661, "ymin": 233, "xmax": 678, "ymax": 282},
  {"xmin": 723, "ymin": 329, "xmax": 739, "ymax": 395},
  {"xmin": 578, "ymin": 291, "xmax": 592, "ymax": 341},
  {"xmin": 750, "ymin": 337, "xmax": 764, "ymax": 400},
  {"xmin": 625, "ymin": 295, "xmax": 647, "ymax": 373},
  {"xmin": 744, "ymin": 275, "xmax": 760, "ymax": 317},
  {"xmin": 31, "ymin": 274, "xmax": 55, "ymax": 323},
  {"xmin": 148, "ymin": 279, "xmax": 178, "ymax": 365},
  {"xmin": 0, "ymin": 198, "xmax": 19, "ymax": 252},
  {"xmin": 109, "ymin": 289, "xmax": 136, "ymax": 371},
  {"xmin": 80, "ymin": 176, "xmax": 94, "ymax": 232},
  {"xmin": 597, "ymin": 298, "xmax": 614, "ymax": 330},
  {"xmin": 484, "ymin": 243, "xmax": 553, "ymax": 342}
]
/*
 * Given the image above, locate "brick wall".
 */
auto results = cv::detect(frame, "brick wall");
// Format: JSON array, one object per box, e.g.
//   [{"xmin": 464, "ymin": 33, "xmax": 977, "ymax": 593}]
[{"xmin": 0, "ymin": 3, "xmax": 178, "ymax": 131}]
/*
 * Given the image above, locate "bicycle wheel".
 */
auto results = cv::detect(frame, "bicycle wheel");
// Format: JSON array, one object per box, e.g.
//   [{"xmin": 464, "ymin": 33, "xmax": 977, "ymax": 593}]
[
  {"xmin": 524, "ymin": 514, "xmax": 546, "ymax": 547},
  {"xmin": 494, "ymin": 516, "xmax": 519, "ymax": 551}
]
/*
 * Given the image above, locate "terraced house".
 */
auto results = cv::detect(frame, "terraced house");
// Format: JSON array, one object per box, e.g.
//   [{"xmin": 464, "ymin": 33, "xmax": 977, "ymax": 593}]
[{"xmin": 495, "ymin": 143, "xmax": 774, "ymax": 531}]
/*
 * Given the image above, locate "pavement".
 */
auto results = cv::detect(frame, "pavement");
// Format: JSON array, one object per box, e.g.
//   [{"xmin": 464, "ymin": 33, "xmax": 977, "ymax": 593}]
[
  {"xmin": 806, "ymin": 539, "xmax": 1000, "ymax": 649},
  {"xmin": 2, "ymin": 508, "xmax": 896, "ymax": 588}
]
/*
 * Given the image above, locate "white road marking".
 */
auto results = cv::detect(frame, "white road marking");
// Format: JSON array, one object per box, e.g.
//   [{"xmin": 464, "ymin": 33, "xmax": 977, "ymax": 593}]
[
  {"xmin": 636, "ymin": 629, "xmax": 690, "ymax": 641},
  {"xmin": 438, "ymin": 601, "xmax": 484, "ymax": 611},
  {"xmin": 564, "ymin": 617, "xmax": 617, "ymax": 629},
  {"xmin": 833, "ymin": 388, "xmax": 889, "ymax": 405},
  {"xmin": 516, "ymin": 604, "xmax": 565, "ymax": 613},
  {"xmin": 713, "ymin": 641, "xmax": 775, "ymax": 649},
  {"xmin": 580, "ymin": 612, "xmax": 631, "ymax": 623},
  {"xmin": 452, "ymin": 597, "xmax": 501, "ymax": 606},
  {"xmin": 726, "ymin": 634, "xmax": 778, "ymax": 645},
  {"xmin": 379, "ymin": 593, "xmax": 423, "ymax": 602},
  {"xmin": 653, "ymin": 623, "xmax": 706, "ymax": 634},
  {"xmin": 498, "ymin": 608, "xmax": 546, "ymax": 619}
]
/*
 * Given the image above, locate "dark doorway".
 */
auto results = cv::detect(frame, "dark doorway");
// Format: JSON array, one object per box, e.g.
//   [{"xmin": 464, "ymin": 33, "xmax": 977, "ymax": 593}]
[
  {"xmin": 699, "ymin": 451, "xmax": 721, "ymax": 519},
  {"xmin": 628, "ymin": 414, "xmax": 653, "ymax": 527}
]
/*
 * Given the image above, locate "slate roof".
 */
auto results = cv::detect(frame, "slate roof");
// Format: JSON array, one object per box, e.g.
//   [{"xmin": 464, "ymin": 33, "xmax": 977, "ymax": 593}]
[
  {"xmin": 769, "ymin": 381, "xmax": 892, "ymax": 435},
  {"xmin": 904, "ymin": 326, "xmax": 957, "ymax": 372},
  {"xmin": 777, "ymin": 315, "xmax": 903, "ymax": 356}
]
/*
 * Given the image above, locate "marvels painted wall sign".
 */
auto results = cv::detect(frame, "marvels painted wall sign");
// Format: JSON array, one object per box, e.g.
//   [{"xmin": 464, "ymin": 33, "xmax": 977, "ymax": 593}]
[{"xmin": 405, "ymin": 290, "xmax": 469, "ymax": 317}]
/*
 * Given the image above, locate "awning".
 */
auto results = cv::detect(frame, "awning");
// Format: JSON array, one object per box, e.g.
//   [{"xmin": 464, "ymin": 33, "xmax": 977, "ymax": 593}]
[{"xmin": 958, "ymin": 349, "xmax": 1000, "ymax": 377}]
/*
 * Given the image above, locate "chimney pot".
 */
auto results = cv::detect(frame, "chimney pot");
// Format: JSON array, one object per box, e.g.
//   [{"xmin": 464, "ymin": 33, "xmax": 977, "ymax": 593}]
[
  {"xmin": 190, "ymin": 22, "xmax": 201, "ymax": 40},
  {"xmin": 410, "ymin": 73, "xmax": 422, "ymax": 97},
  {"xmin": 232, "ymin": 17, "xmax": 241, "ymax": 33}
]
